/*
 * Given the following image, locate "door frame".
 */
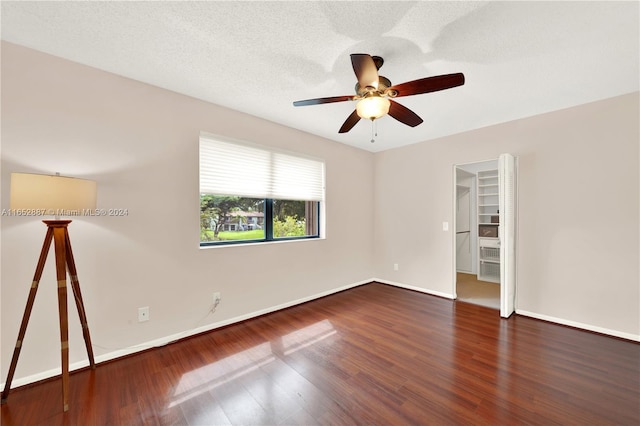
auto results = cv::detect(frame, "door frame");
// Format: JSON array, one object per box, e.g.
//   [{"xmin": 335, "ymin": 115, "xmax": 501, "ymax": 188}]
[{"xmin": 452, "ymin": 156, "xmax": 518, "ymax": 315}]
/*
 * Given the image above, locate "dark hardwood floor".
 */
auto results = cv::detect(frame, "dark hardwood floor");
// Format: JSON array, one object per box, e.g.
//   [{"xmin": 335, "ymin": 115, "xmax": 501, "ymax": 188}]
[{"xmin": 1, "ymin": 282, "xmax": 639, "ymax": 425}]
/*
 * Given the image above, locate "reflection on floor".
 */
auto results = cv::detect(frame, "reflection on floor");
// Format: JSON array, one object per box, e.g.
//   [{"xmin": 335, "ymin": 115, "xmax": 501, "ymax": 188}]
[
  {"xmin": 456, "ymin": 272, "xmax": 500, "ymax": 310},
  {"xmin": 2, "ymin": 283, "xmax": 639, "ymax": 425}
]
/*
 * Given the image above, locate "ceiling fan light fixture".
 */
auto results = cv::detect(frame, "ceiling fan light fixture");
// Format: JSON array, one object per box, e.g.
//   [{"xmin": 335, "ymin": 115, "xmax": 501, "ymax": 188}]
[{"xmin": 356, "ymin": 95, "xmax": 390, "ymax": 120}]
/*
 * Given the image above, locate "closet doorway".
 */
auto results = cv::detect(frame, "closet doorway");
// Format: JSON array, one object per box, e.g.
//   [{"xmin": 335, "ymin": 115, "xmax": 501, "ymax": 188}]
[{"xmin": 453, "ymin": 154, "xmax": 516, "ymax": 317}]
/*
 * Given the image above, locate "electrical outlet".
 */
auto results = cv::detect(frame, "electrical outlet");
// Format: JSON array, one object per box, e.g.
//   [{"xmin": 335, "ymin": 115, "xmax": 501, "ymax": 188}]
[
  {"xmin": 393, "ymin": 263, "xmax": 399, "ymax": 271},
  {"xmin": 138, "ymin": 306, "xmax": 149, "ymax": 322},
  {"xmin": 213, "ymin": 292, "xmax": 221, "ymax": 304}
]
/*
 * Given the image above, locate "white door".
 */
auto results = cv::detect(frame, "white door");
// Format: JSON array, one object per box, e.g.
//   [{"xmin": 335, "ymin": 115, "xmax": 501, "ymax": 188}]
[{"xmin": 499, "ymin": 153, "xmax": 516, "ymax": 318}]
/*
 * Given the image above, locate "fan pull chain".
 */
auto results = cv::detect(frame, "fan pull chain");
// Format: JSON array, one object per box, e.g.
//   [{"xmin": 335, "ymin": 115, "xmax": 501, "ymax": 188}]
[{"xmin": 370, "ymin": 120, "xmax": 378, "ymax": 143}]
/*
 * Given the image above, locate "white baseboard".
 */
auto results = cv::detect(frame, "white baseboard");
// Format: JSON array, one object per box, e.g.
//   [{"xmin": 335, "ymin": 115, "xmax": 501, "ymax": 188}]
[
  {"xmin": 373, "ymin": 278, "xmax": 455, "ymax": 300},
  {"xmin": 516, "ymin": 309, "xmax": 640, "ymax": 342},
  {"xmin": 6, "ymin": 280, "xmax": 636, "ymax": 390},
  {"xmin": 376, "ymin": 279, "xmax": 638, "ymax": 342},
  {"xmin": 2, "ymin": 278, "xmax": 371, "ymax": 390}
]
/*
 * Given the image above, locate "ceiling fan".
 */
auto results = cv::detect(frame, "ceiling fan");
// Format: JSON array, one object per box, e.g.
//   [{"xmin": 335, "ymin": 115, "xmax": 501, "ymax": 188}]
[{"xmin": 293, "ymin": 54, "xmax": 465, "ymax": 134}]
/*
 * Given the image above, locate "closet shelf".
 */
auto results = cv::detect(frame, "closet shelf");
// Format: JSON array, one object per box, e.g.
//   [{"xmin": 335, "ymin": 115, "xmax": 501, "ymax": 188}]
[{"xmin": 477, "ymin": 169, "xmax": 501, "ymax": 283}]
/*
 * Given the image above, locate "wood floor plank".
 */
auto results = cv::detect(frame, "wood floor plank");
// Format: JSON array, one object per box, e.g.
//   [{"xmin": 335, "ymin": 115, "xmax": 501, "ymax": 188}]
[{"xmin": 1, "ymin": 282, "xmax": 638, "ymax": 425}]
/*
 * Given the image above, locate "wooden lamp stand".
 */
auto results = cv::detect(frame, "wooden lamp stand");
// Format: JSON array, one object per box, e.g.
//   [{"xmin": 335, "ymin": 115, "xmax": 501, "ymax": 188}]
[{"xmin": 1, "ymin": 220, "xmax": 95, "ymax": 412}]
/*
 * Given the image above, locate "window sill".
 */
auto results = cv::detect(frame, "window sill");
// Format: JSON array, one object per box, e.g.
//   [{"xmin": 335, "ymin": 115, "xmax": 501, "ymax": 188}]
[{"xmin": 199, "ymin": 235, "xmax": 323, "ymax": 249}]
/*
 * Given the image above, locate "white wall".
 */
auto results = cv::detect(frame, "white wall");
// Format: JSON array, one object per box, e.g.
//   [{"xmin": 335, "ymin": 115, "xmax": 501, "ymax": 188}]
[
  {"xmin": 374, "ymin": 92, "xmax": 639, "ymax": 339},
  {"xmin": 1, "ymin": 42, "xmax": 374, "ymax": 384}
]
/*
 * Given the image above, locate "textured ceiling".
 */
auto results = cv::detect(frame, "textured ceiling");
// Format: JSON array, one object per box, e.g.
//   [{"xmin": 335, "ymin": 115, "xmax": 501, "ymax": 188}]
[{"xmin": 1, "ymin": 1, "xmax": 638, "ymax": 152}]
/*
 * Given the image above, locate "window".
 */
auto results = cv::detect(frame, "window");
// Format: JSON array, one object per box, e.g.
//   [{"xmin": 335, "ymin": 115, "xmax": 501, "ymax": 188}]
[{"xmin": 199, "ymin": 133, "xmax": 324, "ymax": 246}]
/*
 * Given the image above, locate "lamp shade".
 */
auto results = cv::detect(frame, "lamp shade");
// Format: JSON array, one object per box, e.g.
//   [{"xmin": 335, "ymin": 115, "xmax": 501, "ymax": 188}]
[
  {"xmin": 356, "ymin": 95, "xmax": 391, "ymax": 120},
  {"xmin": 10, "ymin": 173, "xmax": 97, "ymax": 214}
]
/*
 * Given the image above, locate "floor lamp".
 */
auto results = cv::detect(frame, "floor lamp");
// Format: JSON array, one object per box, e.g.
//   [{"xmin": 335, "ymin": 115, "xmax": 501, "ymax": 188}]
[{"xmin": 2, "ymin": 172, "xmax": 97, "ymax": 412}]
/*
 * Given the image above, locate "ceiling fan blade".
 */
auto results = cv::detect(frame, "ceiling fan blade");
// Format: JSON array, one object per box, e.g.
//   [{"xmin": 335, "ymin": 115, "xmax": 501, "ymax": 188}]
[
  {"xmin": 338, "ymin": 110, "xmax": 361, "ymax": 133},
  {"xmin": 351, "ymin": 54, "xmax": 379, "ymax": 90},
  {"xmin": 389, "ymin": 73, "xmax": 465, "ymax": 97},
  {"xmin": 293, "ymin": 95, "xmax": 354, "ymax": 107},
  {"xmin": 388, "ymin": 100, "xmax": 423, "ymax": 127}
]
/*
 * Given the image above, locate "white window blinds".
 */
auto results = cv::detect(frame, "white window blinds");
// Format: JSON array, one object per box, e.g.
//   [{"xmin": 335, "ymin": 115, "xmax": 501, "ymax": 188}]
[{"xmin": 200, "ymin": 135, "xmax": 325, "ymax": 202}]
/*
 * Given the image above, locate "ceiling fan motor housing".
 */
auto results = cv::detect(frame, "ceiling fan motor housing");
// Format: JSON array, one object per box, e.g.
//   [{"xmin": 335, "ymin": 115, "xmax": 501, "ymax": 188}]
[
  {"xmin": 355, "ymin": 76, "xmax": 392, "ymax": 97},
  {"xmin": 371, "ymin": 55, "xmax": 384, "ymax": 70}
]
